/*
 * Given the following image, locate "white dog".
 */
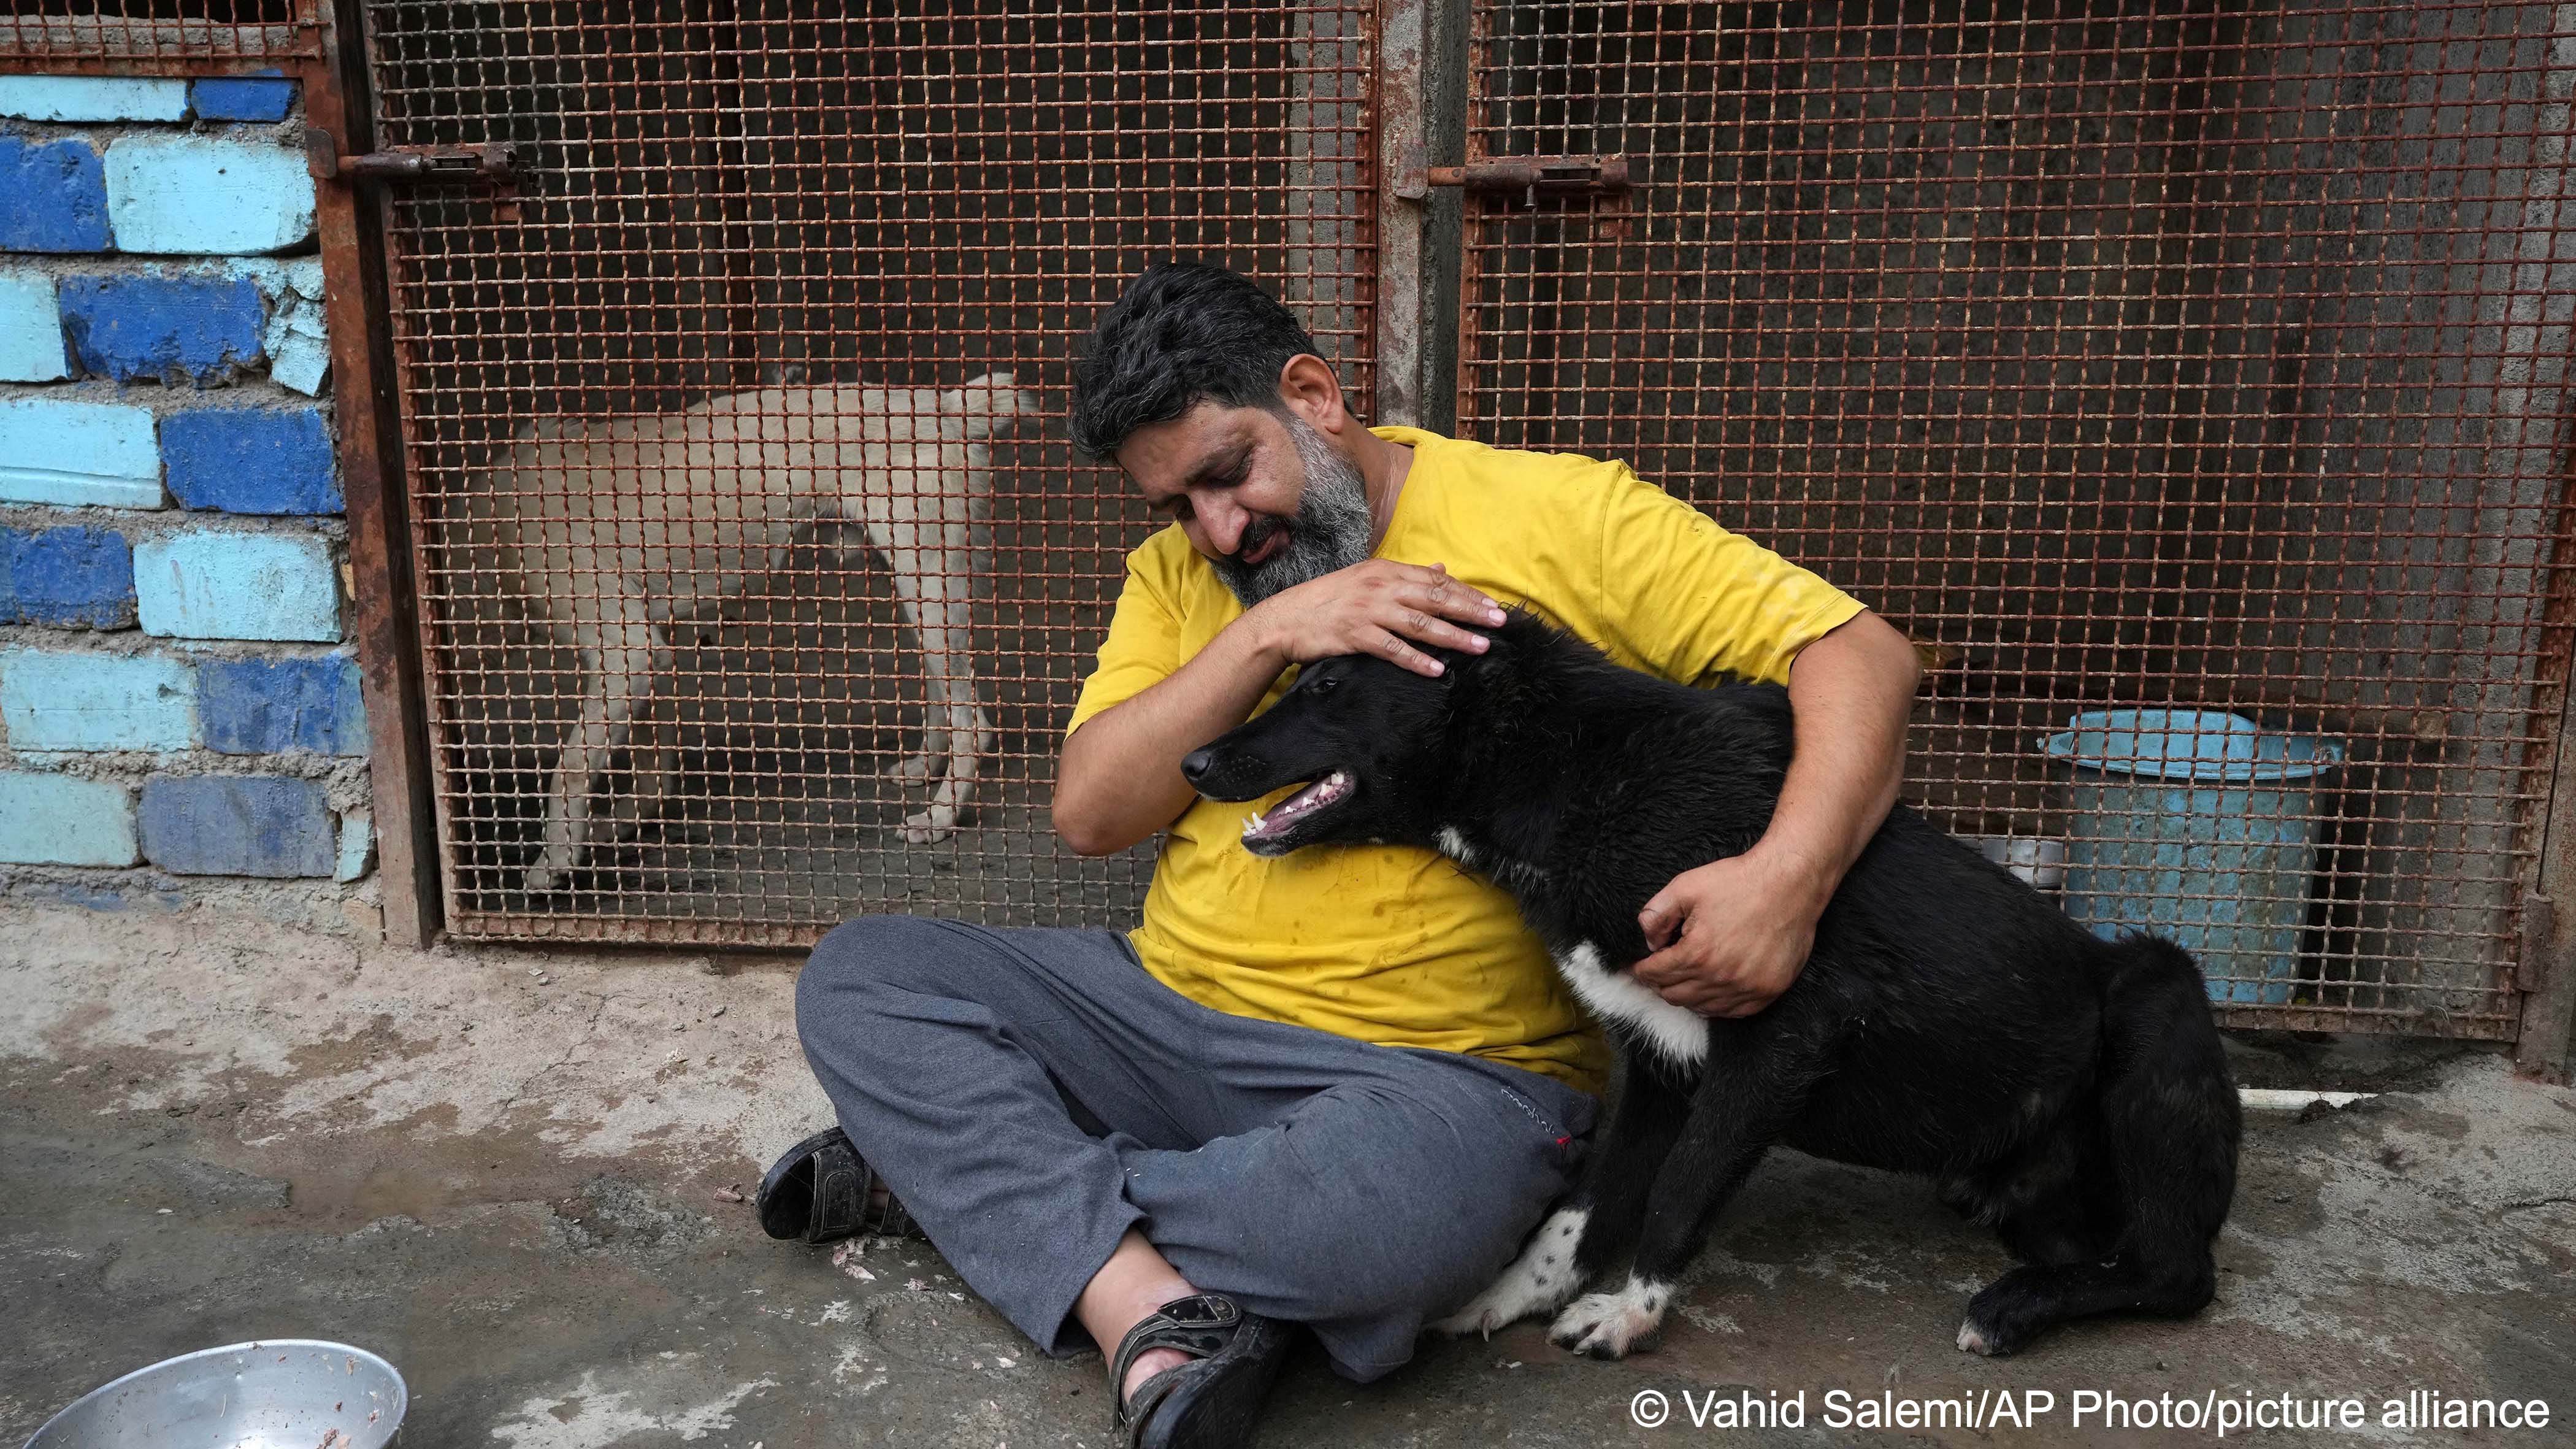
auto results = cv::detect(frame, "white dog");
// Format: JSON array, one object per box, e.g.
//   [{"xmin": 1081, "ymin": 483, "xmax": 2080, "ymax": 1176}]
[{"xmin": 459, "ymin": 374, "xmax": 1033, "ymax": 893}]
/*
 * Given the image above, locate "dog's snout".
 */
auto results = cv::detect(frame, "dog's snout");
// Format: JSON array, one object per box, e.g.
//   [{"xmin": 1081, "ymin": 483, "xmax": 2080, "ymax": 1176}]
[{"xmin": 1180, "ymin": 747, "xmax": 1217, "ymax": 786}]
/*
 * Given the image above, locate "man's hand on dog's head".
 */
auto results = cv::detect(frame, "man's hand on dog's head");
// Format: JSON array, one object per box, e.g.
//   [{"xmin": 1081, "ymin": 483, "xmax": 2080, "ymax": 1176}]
[
  {"xmin": 1633, "ymin": 850, "xmax": 1828, "ymax": 1017},
  {"xmin": 1244, "ymin": 559, "xmax": 1508, "ymax": 679}
]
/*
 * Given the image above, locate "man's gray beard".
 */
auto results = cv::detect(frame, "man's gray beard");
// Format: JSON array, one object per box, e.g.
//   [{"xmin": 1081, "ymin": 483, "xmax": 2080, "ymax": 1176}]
[{"xmin": 1209, "ymin": 415, "xmax": 1375, "ymax": 609}]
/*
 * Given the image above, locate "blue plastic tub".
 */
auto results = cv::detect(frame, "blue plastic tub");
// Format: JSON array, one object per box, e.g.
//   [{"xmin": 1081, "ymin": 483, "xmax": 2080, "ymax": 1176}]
[{"xmin": 2044, "ymin": 710, "xmax": 2345, "ymax": 1005}]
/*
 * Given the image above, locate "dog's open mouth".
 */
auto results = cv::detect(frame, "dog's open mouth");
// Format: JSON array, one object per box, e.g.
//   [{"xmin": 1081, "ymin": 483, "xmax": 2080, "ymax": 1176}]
[{"xmin": 1241, "ymin": 770, "xmax": 1352, "ymax": 849}]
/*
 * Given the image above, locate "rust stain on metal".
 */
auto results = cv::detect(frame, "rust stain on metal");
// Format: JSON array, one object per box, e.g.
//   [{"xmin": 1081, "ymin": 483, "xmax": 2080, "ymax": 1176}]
[
  {"xmin": 2515, "ymin": 440, "xmax": 2576, "ymax": 1072},
  {"xmin": 305, "ymin": 6, "xmax": 442, "ymax": 947},
  {"xmin": 307, "ymin": 134, "xmax": 526, "ymax": 186},
  {"xmin": 1376, "ymin": 0, "xmax": 1433, "ymax": 425},
  {"xmin": 1424, "ymin": 154, "xmax": 1629, "ymax": 195},
  {"xmin": 0, "ymin": 4, "xmax": 319, "ymax": 70}
]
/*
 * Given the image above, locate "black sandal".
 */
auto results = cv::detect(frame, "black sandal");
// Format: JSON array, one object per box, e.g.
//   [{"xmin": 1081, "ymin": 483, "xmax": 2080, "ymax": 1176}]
[
  {"xmin": 1110, "ymin": 1293, "xmax": 1290, "ymax": 1449},
  {"xmin": 755, "ymin": 1126, "xmax": 921, "ymax": 1243}
]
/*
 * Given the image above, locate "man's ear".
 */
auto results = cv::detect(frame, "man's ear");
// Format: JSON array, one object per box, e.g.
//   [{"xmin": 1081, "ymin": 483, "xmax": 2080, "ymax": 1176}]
[{"xmin": 1276, "ymin": 353, "xmax": 1349, "ymax": 436}]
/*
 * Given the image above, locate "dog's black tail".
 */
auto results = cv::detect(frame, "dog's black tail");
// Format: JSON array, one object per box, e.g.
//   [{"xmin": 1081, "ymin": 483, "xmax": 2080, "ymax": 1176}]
[{"xmin": 1958, "ymin": 933, "xmax": 2241, "ymax": 1355}]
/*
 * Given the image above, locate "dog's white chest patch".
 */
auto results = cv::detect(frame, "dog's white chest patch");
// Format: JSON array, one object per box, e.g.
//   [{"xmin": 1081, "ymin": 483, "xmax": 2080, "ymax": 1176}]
[
  {"xmin": 1435, "ymin": 824, "xmax": 1549, "ymax": 896},
  {"xmin": 1554, "ymin": 942, "xmax": 1709, "ymax": 1070}
]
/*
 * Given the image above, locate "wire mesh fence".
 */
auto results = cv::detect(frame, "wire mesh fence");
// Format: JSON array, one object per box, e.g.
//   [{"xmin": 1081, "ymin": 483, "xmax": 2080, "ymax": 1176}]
[
  {"xmin": 362, "ymin": 0, "xmax": 1376, "ymax": 943},
  {"xmin": 1458, "ymin": 0, "xmax": 2576, "ymax": 1036},
  {"xmin": 1, "ymin": 0, "xmax": 315, "ymax": 69},
  {"xmin": 30, "ymin": 0, "xmax": 2561, "ymax": 1031}
]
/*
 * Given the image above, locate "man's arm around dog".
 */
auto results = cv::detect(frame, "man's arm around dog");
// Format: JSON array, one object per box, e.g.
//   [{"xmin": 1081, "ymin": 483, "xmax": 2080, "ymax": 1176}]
[{"xmin": 1632, "ymin": 610, "xmax": 1921, "ymax": 1018}]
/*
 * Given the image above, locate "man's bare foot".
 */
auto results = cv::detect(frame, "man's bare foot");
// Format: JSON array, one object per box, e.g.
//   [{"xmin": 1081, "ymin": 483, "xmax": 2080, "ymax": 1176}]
[
  {"xmin": 1075, "ymin": 1230, "xmax": 1200, "ymax": 1409},
  {"xmin": 1122, "ymin": 1345, "xmax": 1192, "ymax": 1407}
]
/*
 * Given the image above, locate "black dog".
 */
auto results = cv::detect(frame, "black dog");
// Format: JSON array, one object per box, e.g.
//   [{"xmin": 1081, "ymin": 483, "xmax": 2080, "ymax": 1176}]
[{"xmin": 1180, "ymin": 613, "xmax": 2239, "ymax": 1358}]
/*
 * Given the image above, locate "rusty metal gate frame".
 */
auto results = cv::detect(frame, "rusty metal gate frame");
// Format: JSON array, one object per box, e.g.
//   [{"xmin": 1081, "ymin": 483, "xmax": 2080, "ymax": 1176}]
[
  {"xmin": 345, "ymin": 0, "xmax": 1385, "ymax": 950},
  {"xmin": 307, "ymin": 0, "xmax": 445, "ymax": 953},
  {"xmin": 1, "ymin": 6, "xmax": 317, "ymax": 72},
  {"xmin": 2513, "ymin": 472, "xmax": 2576, "ymax": 1075},
  {"xmin": 1443, "ymin": 0, "xmax": 2576, "ymax": 1063}
]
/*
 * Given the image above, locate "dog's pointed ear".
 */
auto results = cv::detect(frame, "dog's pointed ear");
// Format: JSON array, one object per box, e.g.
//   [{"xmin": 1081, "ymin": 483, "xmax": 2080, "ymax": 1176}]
[
  {"xmin": 1448, "ymin": 616, "xmax": 1535, "ymax": 714},
  {"xmin": 1447, "ymin": 607, "xmax": 1563, "ymax": 719},
  {"xmin": 1490, "ymin": 605, "xmax": 1560, "ymax": 648}
]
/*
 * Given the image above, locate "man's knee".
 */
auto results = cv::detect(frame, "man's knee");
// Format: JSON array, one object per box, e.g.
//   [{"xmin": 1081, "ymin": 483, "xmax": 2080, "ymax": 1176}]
[
  {"xmin": 795, "ymin": 913, "xmax": 964, "ymax": 1024},
  {"xmin": 1267, "ymin": 1109, "xmax": 1566, "ymax": 1321},
  {"xmin": 1261, "ymin": 1183, "xmax": 1536, "ymax": 1324}
]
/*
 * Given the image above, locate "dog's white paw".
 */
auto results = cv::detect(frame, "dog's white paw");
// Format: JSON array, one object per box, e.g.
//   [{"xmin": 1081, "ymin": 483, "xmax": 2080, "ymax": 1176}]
[
  {"xmin": 900, "ymin": 802, "xmax": 960, "ymax": 845},
  {"xmin": 1547, "ymin": 1275, "xmax": 1671, "ymax": 1359},
  {"xmin": 1956, "ymin": 1318, "xmax": 1998, "ymax": 1356},
  {"xmin": 1430, "ymin": 1207, "xmax": 1589, "ymax": 1337},
  {"xmin": 525, "ymin": 851, "xmax": 570, "ymax": 894}
]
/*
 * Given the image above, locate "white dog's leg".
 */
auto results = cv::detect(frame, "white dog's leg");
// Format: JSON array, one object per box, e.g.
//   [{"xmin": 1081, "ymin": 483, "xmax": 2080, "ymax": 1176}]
[
  {"xmin": 1431, "ymin": 1206, "xmax": 1592, "ymax": 1337},
  {"xmin": 884, "ymin": 536, "xmax": 988, "ymax": 845},
  {"xmin": 529, "ymin": 593, "xmax": 663, "ymax": 893},
  {"xmin": 607, "ymin": 721, "xmax": 681, "ymax": 828},
  {"xmin": 889, "ymin": 729, "xmax": 945, "ymax": 783}
]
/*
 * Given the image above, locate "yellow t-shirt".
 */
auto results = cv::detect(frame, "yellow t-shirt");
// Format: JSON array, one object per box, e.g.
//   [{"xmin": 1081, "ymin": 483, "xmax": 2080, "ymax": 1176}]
[{"xmin": 1064, "ymin": 427, "xmax": 1866, "ymax": 1093}]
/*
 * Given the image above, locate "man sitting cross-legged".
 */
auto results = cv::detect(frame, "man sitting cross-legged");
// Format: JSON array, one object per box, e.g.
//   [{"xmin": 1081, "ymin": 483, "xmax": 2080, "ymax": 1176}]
[{"xmin": 761, "ymin": 261, "xmax": 1921, "ymax": 1448}]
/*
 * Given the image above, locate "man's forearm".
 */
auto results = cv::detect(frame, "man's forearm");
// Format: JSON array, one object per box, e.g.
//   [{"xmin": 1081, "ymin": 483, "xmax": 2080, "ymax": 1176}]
[
  {"xmin": 1053, "ymin": 620, "xmax": 1287, "ymax": 856},
  {"xmin": 1750, "ymin": 611, "xmax": 1920, "ymax": 909},
  {"xmin": 1623, "ymin": 608, "xmax": 1919, "ymax": 1015}
]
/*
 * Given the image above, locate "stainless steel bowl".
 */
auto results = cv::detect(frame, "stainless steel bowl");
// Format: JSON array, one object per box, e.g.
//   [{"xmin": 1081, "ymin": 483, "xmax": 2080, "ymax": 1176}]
[{"xmin": 23, "ymin": 1340, "xmax": 407, "ymax": 1449}]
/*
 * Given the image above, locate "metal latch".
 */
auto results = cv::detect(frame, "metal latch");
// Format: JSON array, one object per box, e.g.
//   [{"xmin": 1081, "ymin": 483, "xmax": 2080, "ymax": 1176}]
[
  {"xmin": 1402, "ymin": 154, "xmax": 1633, "ymax": 238},
  {"xmin": 307, "ymin": 133, "xmax": 527, "ymax": 218},
  {"xmin": 1422, "ymin": 154, "xmax": 1631, "ymax": 199}
]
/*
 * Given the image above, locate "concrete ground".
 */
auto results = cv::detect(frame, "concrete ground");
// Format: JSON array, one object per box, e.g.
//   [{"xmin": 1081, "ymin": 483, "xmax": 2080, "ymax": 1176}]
[{"xmin": 3, "ymin": 901, "xmax": 2572, "ymax": 1448}]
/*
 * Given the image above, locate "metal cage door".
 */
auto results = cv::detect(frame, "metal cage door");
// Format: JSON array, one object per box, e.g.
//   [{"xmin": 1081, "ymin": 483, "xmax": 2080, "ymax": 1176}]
[
  {"xmin": 356, "ymin": 0, "xmax": 1379, "ymax": 945},
  {"xmin": 1452, "ymin": 0, "xmax": 2576, "ymax": 1041}
]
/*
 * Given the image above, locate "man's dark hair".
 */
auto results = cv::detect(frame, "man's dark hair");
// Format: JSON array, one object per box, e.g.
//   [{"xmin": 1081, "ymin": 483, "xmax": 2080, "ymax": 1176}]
[{"xmin": 1068, "ymin": 261, "xmax": 1323, "ymax": 461}]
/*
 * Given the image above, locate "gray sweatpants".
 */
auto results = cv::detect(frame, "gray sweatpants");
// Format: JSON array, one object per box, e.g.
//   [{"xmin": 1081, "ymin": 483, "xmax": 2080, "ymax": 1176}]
[{"xmin": 794, "ymin": 914, "xmax": 1597, "ymax": 1382}]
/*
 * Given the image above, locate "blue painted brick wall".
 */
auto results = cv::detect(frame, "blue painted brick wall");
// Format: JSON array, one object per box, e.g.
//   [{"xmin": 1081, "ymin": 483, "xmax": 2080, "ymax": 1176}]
[
  {"xmin": 0, "ymin": 271, "xmax": 71, "ymax": 382},
  {"xmin": 199, "ymin": 655, "xmax": 366, "ymax": 755},
  {"xmin": 0, "ymin": 396, "xmax": 164, "ymax": 509},
  {"xmin": 3, "ymin": 81, "xmax": 366, "ymax": 899},
  {"xmin": 189, "ymin": 75, "xmax": 296, "ymax": 124},
  {"xmin": 0, "ymin": 648, "xmax": 194, "ymax": 751},
  {"xmin": 0, "ymin": 771, "xmax": 139, "ymax": 866},
  {"xmin": 336, "ymin": 809, "xmax": 373, "ymax": 882},
  {"xmin": 161, "ymin": 407, "xmax": 340, "ymax": 513},
  {"xmin": 138, "ymin": 774, "xmax": 335, "ymax": 877},
  {"xmin": 0, "ymin": 135, "xmax": 112, "ymax": 253},
  {"xmin": 59, "ymin": 274, "xmax": 266, "ymax": 384},
  {"xmin": 0, "ymin": 77, "xmax": 188, "ymax": 124},
  {"xmin": 0, "ymin": 525, "xmax": 136, "ymax": 628},
  {"xmin": 134, "ymin": 531, "xmax": 340, "ymax": 641},
  {"xmin": 104, "ymin": 134, "xmax": 314, "ymax": 256}
]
